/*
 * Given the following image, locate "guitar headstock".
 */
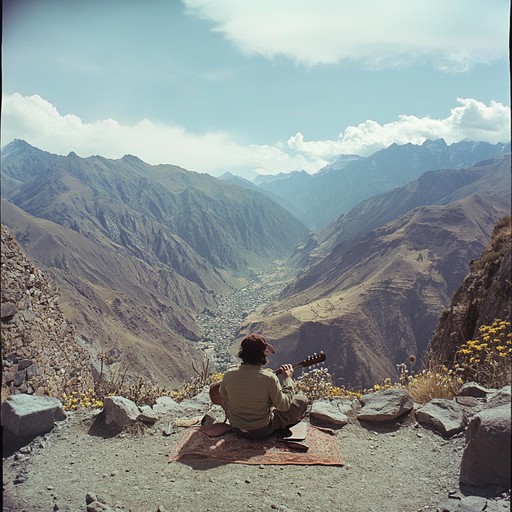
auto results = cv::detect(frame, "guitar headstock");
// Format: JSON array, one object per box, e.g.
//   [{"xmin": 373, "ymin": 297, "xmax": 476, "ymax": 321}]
[{"xmin": 298, "ymin": 351, "xmax": 326, "ymax": 368}]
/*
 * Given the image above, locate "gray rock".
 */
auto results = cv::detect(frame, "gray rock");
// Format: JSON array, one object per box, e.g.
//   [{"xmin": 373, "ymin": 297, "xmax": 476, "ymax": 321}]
[
  {"xmin": 20, "ymin": 310, "xmax": 35, "ymax": 322},
  {"xmin": 357, "ymin": 388, "xmax": 413, "ymax": 422},
  {"xmin": 179, "ymin": 387, "xmax": 211, "ymax": 412},
  {"xmin": 1, "ymin": 394, "xmax": 66, "ymax": 438},
  {"xmin": 330, "ymin": 396, "xmax": 355, "ymax": 414},
  {"xmin": 13, "ymin": 369, "xmax": 27, "ymax": 386},
  {"xmin": 85, "ymin": 492, "xmax": 97, "ymax": 504},
  {"xmin": 459, "ymin": 382, "xmax": 492, "ymax": 398},
  {"xmin": 137, "ymin": 405, "xmax": 158, "ymax": 425},
  {"xmin": 416, "ymin": 398, "xmax": 466, "ymax": 436},
  {"xmin": 103, "ymin": 396, "xmax": 140, "ymax": 428},
  {"xmin": 485, "ymin": 500, "xmax": 512, "ymax": 512},
  {"xmin": 485, "ymin": 385, "xmax": 511, "ymax": 409},
  {"xmin": 455, "ymin": 396, "xmax": 480, "ymax": 408},
  {"xmin": 18, "ymin": 359, "xmax": 33, "ymax": 370},
  {"xmin": 1, "ymin": 301, "xmax": 18, "ymax": 319},
  {"xmin": 152, "ymin": 395, "xmax": 183, "ymax": 417},
  {"xmin": 26, "ymin": 364, "xmax": 38, "ymax": 379},
  {"xmin": 459, "ymin": 495, "xmax": 488, "ymax": 512},
  {"xmin": 86, "ymin": 502, "xmax": 110, "ymax": 512},
  {"xmin": 310, "ymin": 400, "xmax": 348, "ymax": 426},
  {"xmin": 14, "ymin": 469, "xmax": 28, "ymax": 484},
  {"xmin": 460, "ymin": 404, "xmax": 511, "ymax": 489}
]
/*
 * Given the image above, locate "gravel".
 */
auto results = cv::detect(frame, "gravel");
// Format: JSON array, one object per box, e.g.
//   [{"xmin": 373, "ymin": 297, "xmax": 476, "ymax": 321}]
[{"xmin": 2, "ymin": 408, "xmax": 476, "ymax": 512}]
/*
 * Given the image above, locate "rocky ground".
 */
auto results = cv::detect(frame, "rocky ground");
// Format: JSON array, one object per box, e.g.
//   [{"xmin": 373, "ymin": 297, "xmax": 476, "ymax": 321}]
[
  {"xmin": 3, "ymin": 400, "xmax": 510, "ymax": 512},
  {"xmin": 3, "ymin": 261, "xmax": 510, "ymax": 512}
]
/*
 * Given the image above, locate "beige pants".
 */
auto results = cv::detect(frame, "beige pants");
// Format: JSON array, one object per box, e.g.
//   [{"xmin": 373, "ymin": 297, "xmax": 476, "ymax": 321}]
[{"xmin": 229, "ymin": 394, "xmax": 309, "ymax": 440}]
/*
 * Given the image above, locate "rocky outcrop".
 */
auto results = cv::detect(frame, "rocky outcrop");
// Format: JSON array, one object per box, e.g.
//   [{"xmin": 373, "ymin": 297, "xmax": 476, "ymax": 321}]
[
  {"xmin": 460, "ymin": 399, "xmax": 511, "ymax": 489},
  {"xmin": 428, "ymin": 216, "xmax": 511, "ymax": 364},
  {"xmin": 1, "ymin": 224, "xmax": 94, "ymax": 400},
  {"xmin": 2, "ymin": 384, "xmax": 511, "ymax": 512}
]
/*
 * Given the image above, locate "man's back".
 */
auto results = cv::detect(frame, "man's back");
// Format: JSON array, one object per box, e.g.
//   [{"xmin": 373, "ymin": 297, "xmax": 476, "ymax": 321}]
[{"xmin": 220, "ymin": 363, "xmax": 294, "ymax": 430}]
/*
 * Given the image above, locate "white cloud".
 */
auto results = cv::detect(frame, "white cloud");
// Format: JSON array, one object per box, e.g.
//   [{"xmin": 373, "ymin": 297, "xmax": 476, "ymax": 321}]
[
  {"xmin": 287, "ymin": 98, "xmax": 511, "ymax": 159},
  {"xmin": 0, "ymin": 93, "xmax": 322, "ymax": 177},
  {"xmin": 183, "ymin": 0, "xmax": 508, "ymax": 71},
  {"xmin": 2, "ymin": 94, "xmax": 509, "ymax": 178}
]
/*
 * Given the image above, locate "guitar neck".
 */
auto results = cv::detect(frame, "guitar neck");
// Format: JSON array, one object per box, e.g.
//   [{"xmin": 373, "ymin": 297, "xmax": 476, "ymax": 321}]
[{"xmin": 274, "ymin": 356, "xmax": 323, "ymax": 375}]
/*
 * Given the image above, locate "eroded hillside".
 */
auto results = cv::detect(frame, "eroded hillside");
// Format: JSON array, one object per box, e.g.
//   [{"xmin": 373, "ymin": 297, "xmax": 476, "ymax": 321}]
[
  {"xmin": 1, "ymin": 140, "xmax": 309, "ymax": 386},
  {"xmin": 238, "ymin": 194, "xmax": 510, "ymax": 388},
  {"xmin": 428, "ymin": 215, "xmax": 512, "ymax": 364}
]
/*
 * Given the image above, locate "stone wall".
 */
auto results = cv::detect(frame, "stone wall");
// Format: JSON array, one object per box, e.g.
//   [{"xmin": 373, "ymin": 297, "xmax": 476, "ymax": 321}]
[{"xmin": 1, "ymin": 224, "xmax": 94, "ymax": 401}]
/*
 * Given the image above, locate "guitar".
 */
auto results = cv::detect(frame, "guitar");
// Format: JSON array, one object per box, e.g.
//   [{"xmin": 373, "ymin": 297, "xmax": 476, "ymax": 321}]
[{"xmin": 209, "ymin": 352, "xmax": 326, "ymax": 405}]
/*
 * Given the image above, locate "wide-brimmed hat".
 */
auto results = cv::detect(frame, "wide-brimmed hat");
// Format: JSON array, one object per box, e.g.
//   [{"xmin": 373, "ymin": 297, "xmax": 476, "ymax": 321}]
[{"xmin": 240, "ymin": 334, "xmax": 275, "ymax": 355}]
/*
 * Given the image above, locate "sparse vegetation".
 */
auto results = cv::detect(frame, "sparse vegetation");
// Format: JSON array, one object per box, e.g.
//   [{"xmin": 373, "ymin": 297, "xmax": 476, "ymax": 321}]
[
  {"xmin": 60, "ymin": 319, "xmax": 511, "ymax": 411},
  {"xmin": 470, "ymin": 216, "xmax": 511, "ymax": 272},
  {"xmin": 294, "ymin": 368, "xmax": 362, "ymax": 402},
  {"xmin": 454, "ymin": 319, "xmax": 512, "ymax": 388},
  {"xmin": 404, "ymin": 366, "xmax": 461, "ymax": 404}
]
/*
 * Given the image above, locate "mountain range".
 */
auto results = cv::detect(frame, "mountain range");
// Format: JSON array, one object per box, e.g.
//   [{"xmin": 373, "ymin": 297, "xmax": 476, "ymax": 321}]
[
  {"xmin": 1, "ymin": 139, "xmax": 510, "ymax": 388},
  {"xmin": 250, "ymin": 139, "xmax": 510, "ymax": 229},
  {"xmin": 236, "ymin": 155, "xmax": 511, "ymax": 387},
  {"xmin": 1, "ymin": 140, "xmax": 307, "ymax": 385}
]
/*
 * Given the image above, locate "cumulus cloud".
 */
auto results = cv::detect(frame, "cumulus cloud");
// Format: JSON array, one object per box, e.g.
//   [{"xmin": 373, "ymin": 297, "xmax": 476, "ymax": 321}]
[
  {"xmin": 183, "ymin": 0, "xmax": 508, "ymax": 71},
  {"xmin": 0, "ymin": 93, "xmax": 322, "ymax": 177},
  {"xmin": 287, "ymin": 98, "xmax": 511, "ymax": 159},
  {"xmin": 1, "ymin": 94, "xmax": 509, "ymax": 177}
]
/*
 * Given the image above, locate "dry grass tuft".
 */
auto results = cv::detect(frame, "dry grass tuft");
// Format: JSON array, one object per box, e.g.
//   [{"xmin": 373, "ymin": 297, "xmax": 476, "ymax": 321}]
[
  {"xmin": 123, "ymin": 421, "xmax": 148, "ymax": 437},
  {"xmin": 406, "ymin": 366, "xmax": 461, "ymax": 404}
]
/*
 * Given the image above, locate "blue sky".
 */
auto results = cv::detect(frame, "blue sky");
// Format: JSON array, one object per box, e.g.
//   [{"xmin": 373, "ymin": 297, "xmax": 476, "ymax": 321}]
[{"xmin": 2, "ymin": 0, "xmax": 510, "ymax": 178}]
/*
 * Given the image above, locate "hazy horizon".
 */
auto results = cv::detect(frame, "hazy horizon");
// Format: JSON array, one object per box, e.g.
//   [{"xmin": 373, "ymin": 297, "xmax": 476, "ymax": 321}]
[{"xmin": 2, "ymin": 0, "xmax": 510, "ymax": 179}]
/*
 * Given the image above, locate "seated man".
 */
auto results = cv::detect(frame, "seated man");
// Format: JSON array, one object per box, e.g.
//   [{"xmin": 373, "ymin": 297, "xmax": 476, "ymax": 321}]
[{"xmin": 219, "ymin": 334, "xmax": 308, "ymax": 439}]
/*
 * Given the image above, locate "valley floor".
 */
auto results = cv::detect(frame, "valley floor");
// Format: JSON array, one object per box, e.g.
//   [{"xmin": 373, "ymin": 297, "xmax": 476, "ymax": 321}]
[{"xmin": 195, "ymin": 261, "xmax": 293, "ymax": 371}]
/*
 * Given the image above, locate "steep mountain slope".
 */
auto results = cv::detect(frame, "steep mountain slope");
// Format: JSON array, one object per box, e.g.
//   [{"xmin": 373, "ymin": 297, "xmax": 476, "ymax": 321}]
[
  {"xmin": 1, "ymin": 140, "xmax": 308, "ymax": 273},
  {"xmin": 238, "ymin": 195, "xmax": 510, "ymax": 388},
  {"xmin": 1, "ymin": 140, "xmax": 309, "ymax": 386},
  {"xmin": 1, "ymin": 201, "xmax": 213, "ymax": 387},
  {"xmin": 255, "ymin": 139, "xmax": 510, "ymax": 229},
  {"xmin": 293, "ymin": 156, "xmax": 511, "ymax": 268},
  {"xmin": 428, "ymin": 216, "xmax": 511, "ymax": 364}
]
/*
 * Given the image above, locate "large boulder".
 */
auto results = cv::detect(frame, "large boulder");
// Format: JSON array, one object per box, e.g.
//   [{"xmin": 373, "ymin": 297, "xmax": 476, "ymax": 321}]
[
  {"xmin": 357, "ymin": 388, "xmax": 413, "ymax": 422},
  {"xmin": 152, "ymin": 396, "xmax": 183, "ymax": 416},
  {"xmin": 415, "ymin": 398, "xmax": 466, "ymax": 436},
  {"xmin": 460, "ymin": 402, "xmax": 511, "ymax": 489},
  {"xmin": 1, "ymin": 394, "xmax": 66, "ymax": 437},
  {"xmin": 310, "ymin": 400, "xmax": 349, "ymax": 426},
  {"xmin": 103, "ymin": 396, "xmax": 140, "ymax": 428}
]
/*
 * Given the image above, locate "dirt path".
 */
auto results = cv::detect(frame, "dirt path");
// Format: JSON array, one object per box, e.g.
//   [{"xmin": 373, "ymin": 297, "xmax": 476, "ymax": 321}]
[{"xmin": 3, "ymin": 408, "xmax": 469, "ymax": 512}]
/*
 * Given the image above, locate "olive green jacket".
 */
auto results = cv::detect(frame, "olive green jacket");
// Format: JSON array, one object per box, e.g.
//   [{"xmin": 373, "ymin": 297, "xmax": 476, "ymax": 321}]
[{"xmin": 219, "ymin": 363, "xmax": 294, "ymax": 430}]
